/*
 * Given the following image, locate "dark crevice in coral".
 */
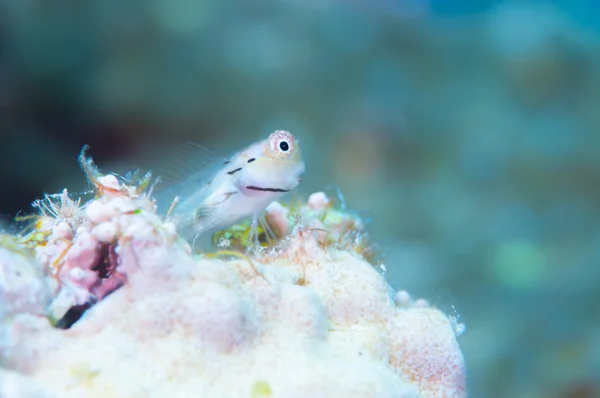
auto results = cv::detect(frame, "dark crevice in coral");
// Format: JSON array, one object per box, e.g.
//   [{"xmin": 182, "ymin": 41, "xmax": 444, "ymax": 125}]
[
  {"xmin": 55, "ymin": 302, "xmax": 93, "ymax": 329},
  {"xmin": 93, "ymin": 243, "xmax": 115, "ymax": 279},
  {"xmin": 54, "ymin": 243, "xmax": 126, "ymax": 329}
]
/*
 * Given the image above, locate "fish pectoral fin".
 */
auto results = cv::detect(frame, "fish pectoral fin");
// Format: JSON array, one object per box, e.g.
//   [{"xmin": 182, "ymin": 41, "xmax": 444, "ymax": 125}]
[
  {"xmin": 196, "ymin": 205, "xmax": 215, "ymax": 220},
  {"xmin": 196, "ymin": 191, "xmax": 238, "ymax": 220}
]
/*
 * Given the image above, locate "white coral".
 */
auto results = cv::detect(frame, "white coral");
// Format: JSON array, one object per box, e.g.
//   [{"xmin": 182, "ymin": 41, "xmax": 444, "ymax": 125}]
[
  {"xmin": 0, "ymin": 163, "xmax": 466, "ymax": 398},
  {"xmin": 0, "ymin": 248, "xmax": 51, "ymax": 321}
]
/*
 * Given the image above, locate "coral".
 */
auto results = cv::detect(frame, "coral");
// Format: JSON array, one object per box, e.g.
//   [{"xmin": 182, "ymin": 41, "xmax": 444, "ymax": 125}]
[
  {"xmin": 0, "ymin": 150, "xmax": 466, "ymax": 398},
  {"xmin": 0, "ymin": 246, "xmax": 52, "ymax": 321},
  {"xmin": 0, "ymin": 368, "xmax": 56, "ymax": 398}
]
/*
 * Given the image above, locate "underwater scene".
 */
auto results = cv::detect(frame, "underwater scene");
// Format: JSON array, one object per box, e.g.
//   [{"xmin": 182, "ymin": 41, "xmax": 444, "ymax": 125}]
[{"xmin": 1, "ymin": 1, "xmax": 599, "ymax": 397}]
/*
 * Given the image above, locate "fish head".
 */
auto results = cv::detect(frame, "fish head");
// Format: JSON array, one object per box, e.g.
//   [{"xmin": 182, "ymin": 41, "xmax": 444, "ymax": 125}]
[
  {"xmin": 264, "ymin": 130, "xmax": 305, "ymax": 179},
  {"xmin": 237, "ymin": 130, "xmax": 305, "ymax": 195}
]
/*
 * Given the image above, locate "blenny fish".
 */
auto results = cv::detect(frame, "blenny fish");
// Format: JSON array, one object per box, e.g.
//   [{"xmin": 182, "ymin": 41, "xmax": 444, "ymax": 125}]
[{"xmin": 162, "ymin": 130, "xmax": 305, "ymax": 248}]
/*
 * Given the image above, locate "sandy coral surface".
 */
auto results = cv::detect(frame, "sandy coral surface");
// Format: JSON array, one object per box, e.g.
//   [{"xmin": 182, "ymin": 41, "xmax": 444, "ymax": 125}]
[{"xmin": 0, "ymin": 156, "xmax": 466, "ymax": 398}]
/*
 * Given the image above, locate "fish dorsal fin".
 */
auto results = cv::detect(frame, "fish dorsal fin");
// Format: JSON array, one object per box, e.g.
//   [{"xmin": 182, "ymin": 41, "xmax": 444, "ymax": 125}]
[
  {"xmin": 159, "ymin": 141, "xmax": 223, "ymax": 186},
  {"xmin": 153, "ymin": 141, "xmax": 229, "ymax": 215}
]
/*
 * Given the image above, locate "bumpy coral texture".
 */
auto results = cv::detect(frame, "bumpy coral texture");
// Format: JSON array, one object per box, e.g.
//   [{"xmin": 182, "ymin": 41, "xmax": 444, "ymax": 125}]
[
  {"xmin": 0, "ymin": 248, "xmax": 51, "ymax": 321},
  {"xmin": 0, "ymin": 160, "xmax": 466, "ymax": 398}
]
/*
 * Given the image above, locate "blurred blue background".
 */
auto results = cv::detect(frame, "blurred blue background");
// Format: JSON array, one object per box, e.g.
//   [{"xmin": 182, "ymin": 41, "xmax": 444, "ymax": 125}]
[{"xmin": 1, "ymin": 1, "xmax": 600, "ymax": 397}]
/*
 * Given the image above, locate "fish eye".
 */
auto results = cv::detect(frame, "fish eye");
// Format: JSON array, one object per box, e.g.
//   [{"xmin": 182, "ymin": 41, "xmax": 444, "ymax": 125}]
[
  {"xmin": 268, "ymin": 130, "xmax": 297, "ymax": 157},
  {"xmin": 279, "ymin": 140, "xmax": 290, "ymax": 152}
]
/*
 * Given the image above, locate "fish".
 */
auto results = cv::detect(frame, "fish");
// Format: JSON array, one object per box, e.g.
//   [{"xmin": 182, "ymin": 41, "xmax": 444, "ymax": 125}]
[{"xmin": 161, "ymin": 130, "xmax": 305, "ymax": 247}]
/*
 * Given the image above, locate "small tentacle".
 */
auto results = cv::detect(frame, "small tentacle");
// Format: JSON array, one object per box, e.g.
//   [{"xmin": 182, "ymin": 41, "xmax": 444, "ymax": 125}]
[
  {"xmin": 247, "ymin": 216, "xmax": 261, "ymax": 254},
  {"xmin": 205, "ymin": 250, "xmax": 269, "ymax": 284},
  {"xmin": 258, "ymin": 214, "xmax": 278, "ymax": 245}
]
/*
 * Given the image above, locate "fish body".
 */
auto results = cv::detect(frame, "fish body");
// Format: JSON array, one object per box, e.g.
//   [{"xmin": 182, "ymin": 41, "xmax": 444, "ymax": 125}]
[{"xmin": 168, "ymin": 130, "xmax": 305, "ymax": 239}]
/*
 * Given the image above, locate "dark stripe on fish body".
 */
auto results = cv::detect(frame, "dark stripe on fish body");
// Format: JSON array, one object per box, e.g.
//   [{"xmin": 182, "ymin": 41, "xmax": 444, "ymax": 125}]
[
  {"xmin": 246, "ymin": 186, "xmax": 290, "ymax": 193},
  {"xmin": 227, "ymin": 167, "xmax": 242, "ymax": 175},
  {"xmin": 247, "ymin": 158, "xmax": 256, "ymax": 163}
]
